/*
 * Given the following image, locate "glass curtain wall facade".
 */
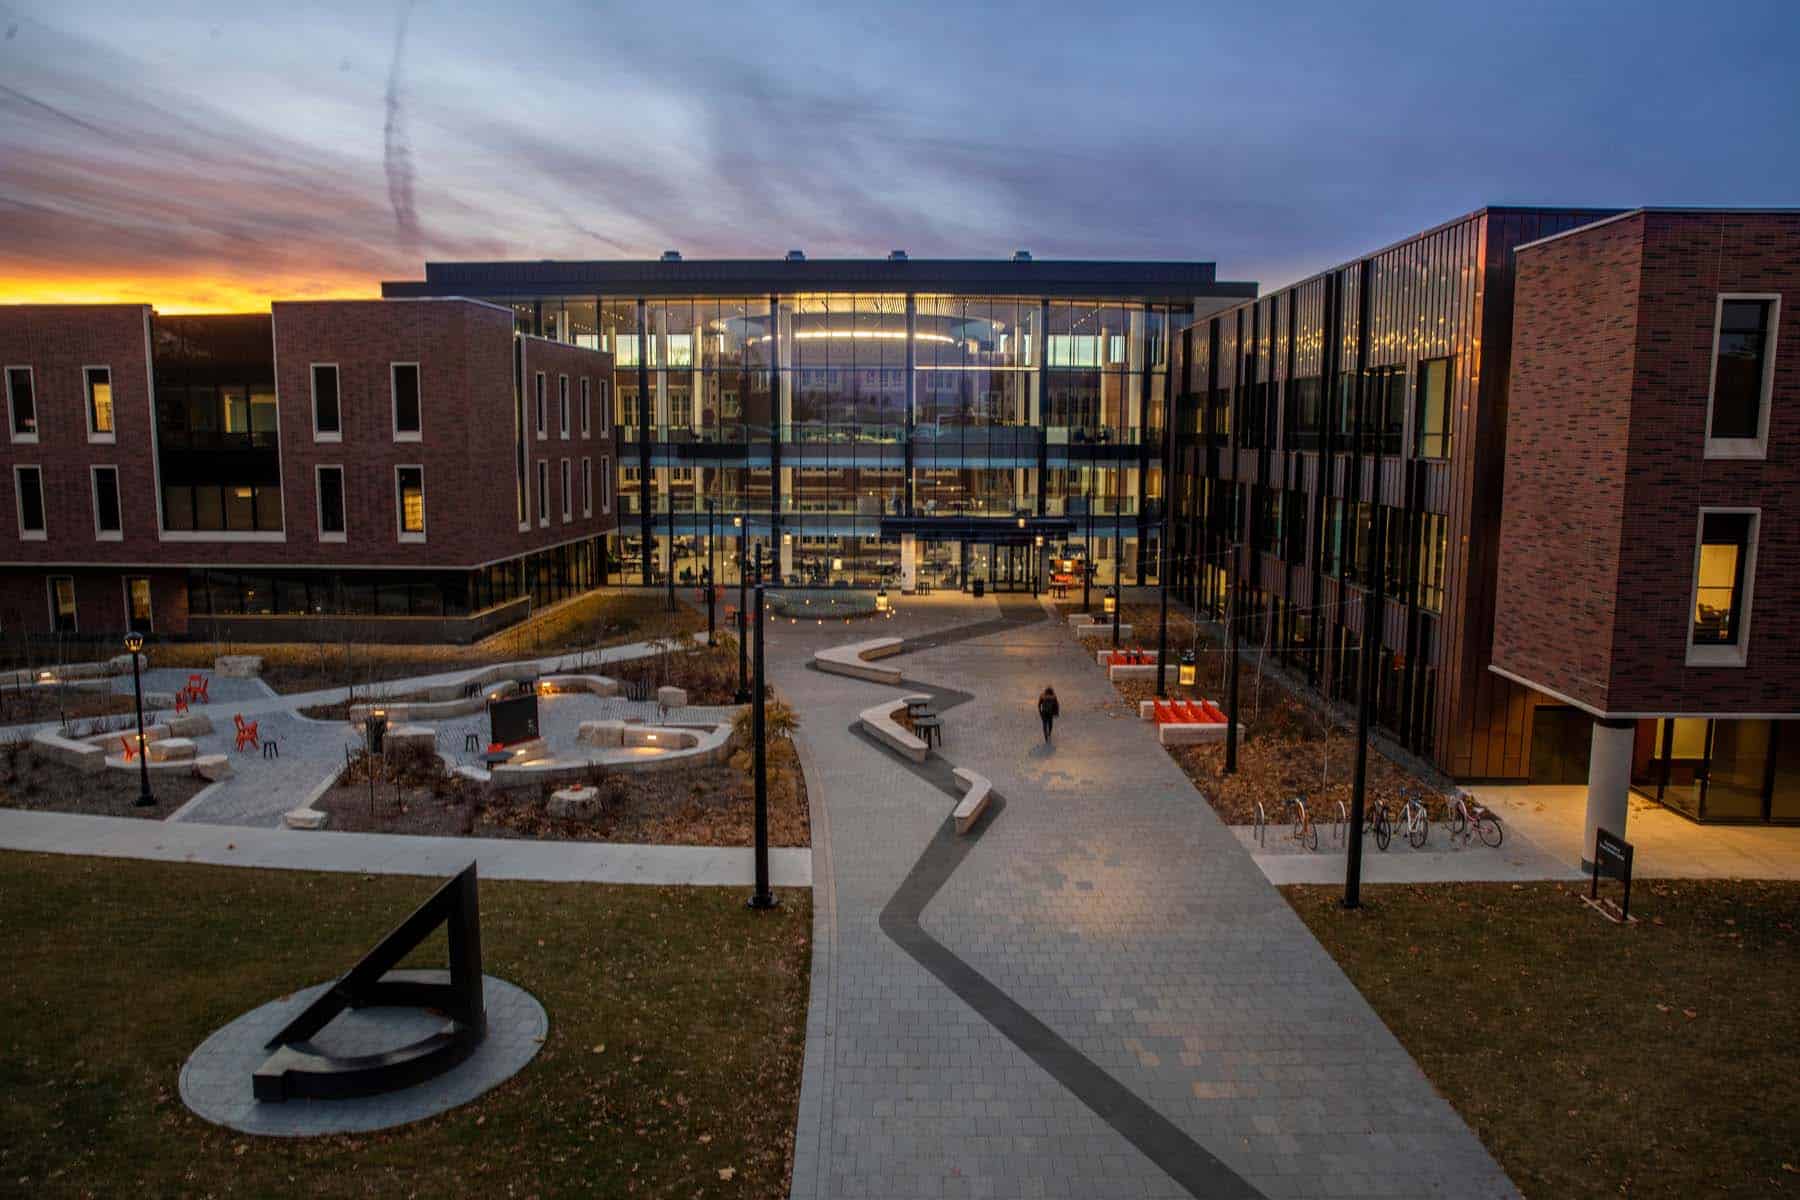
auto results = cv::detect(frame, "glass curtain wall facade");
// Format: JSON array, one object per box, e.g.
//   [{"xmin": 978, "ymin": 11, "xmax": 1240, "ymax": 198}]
[{"xmin": 518, "ymin": 291, "xmax": 1186, "ymax": 591}]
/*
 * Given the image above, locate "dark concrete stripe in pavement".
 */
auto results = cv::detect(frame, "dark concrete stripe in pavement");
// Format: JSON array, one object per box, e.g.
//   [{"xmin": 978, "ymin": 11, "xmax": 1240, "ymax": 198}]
[{"xmin": 837, "ymin": 596, "xmax": 1267, "ymax": 1200}]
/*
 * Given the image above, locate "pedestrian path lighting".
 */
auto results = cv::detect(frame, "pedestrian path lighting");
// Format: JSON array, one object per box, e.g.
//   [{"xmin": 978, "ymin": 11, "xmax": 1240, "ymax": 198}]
[
  {"xmin": 123, "ymin": 630, "xmax": 154, "ymax": 808},
  {"xmin": 1103, "ymin": 586, "xmax": 1117, "ymax": 615},
  {"xmin": 1179, "ymin": 651, "xmax": 1197, "ymax": 688},
  {"xmin": 875, "ymin": 586, "xmax": 890, "ymax": 612}
]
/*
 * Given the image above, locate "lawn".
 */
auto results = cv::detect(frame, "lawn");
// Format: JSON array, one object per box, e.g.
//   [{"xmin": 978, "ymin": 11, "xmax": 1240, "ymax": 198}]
[
  {"xmin": 151, "ymin": 590, "xmax": 707, "ymax": 694},
  {"xmin": 1284, "ymin": 880, "xmax": 1800, "ymax": 1199},
  {"xmin": 0, "ymin": 853, "xmax": 811, "ymax": 1198}
]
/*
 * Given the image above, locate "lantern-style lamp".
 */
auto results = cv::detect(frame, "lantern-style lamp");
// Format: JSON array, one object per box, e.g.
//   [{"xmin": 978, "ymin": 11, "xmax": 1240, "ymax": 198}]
[
  {"xmin": 1179, "ymin": 650, "xmax": 1197, "ymax": 687},
  {"xmin": 1103, "ymin": 586, "xmax": 1117, "ymax": 615},
  {"xmin": 875, "ymin": 586, "xmax": 890, "ymax": 612}
]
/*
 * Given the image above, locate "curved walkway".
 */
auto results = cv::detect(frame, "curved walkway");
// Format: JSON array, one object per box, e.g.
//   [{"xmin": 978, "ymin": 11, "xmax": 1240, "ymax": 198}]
[{"xmin": 776, "ymin": 592, "xmax": 1513, "ymax": 1200}]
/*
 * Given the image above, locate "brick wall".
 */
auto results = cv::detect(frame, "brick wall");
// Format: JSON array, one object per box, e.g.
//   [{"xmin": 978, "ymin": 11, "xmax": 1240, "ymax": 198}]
[{"xmin": 1495, "ymin": 210, "xmax": 1800, "ymax": 716}]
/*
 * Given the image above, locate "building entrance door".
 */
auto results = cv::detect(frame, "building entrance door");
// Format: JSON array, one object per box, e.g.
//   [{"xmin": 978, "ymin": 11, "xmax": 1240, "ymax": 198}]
[{"xmin": 969, "ymin": 543, "xmax": 1034, "ymax": 592}]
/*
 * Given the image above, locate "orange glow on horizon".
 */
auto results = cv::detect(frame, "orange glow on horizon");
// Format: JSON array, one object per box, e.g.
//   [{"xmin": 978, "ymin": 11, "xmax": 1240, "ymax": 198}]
[{"xmin": 0, "ymin": 272, "xmax": 384, "ymax": 315}]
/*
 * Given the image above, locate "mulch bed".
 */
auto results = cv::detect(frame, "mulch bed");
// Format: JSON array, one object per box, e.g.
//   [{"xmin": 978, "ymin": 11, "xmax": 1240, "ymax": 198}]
[
  {"xmin": 1080, "ymin": 603, "xmax": 1452, "ymax": 826},
  {"xmin": 317, "ymin": 735, "xmax": 810, "ymax": 847},
  {"xmin": 0, "ymin": 741, "xmax": 208, "ymax": 820}
]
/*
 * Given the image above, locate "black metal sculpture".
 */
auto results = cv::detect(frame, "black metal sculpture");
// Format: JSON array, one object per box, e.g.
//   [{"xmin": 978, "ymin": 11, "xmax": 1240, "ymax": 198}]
[{"xmin": 254, "ymin": 863, "xmax": 487, "ymax": 1102}]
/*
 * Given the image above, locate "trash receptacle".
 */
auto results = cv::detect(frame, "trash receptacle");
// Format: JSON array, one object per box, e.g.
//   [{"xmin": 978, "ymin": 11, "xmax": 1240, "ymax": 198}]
[
  {"xmin": 364, "ymin": 713, "xmax": 388, "ymax": 755},
  {"xmin": 972, "ymin": 577, "xmax": 985, "ymax": 598}
]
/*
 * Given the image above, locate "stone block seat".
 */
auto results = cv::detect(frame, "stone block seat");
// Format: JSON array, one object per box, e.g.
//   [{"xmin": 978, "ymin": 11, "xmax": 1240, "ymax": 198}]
[
  {"xmin": 815, "ymin": 637, "xmax": 905, "ymax": 685},
  {"xmin": 1139, "ymin": 697, "xmax": 1235, "ymax": 746},
  {"xmin": 858, "ymin": 695, "xmax": 931, "ymax": 763},
  {"xmin": 147, "ymin": 736, "xmax": 197, "ymax": 763},
  {"xmin": 951, "ymin": 766, "xmax": 993, "ymax": 835},
  {"xmin": 1074, "ymin": 620, "xmax": 1132, "ymax": 639}
]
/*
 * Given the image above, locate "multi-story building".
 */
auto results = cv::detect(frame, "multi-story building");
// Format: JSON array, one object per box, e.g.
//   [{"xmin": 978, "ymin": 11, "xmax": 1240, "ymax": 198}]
[
  {"xmin": 380, "ymin": 255, "xmax": 1255, "ymax": 591},
  {"xmin": 1169, "ymin": 206, "xmax": 1798, "ymax": 832},
  {"xmin": 0, "ymin": 298, "xmax": 615, "ymax": 644},
  {"xmin": 1493, "ymin": 209, "xmax": 1800, "ymax": 832}
]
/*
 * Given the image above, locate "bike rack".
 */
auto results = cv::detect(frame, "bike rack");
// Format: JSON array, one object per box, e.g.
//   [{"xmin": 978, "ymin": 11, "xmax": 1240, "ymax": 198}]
[
  {"xmin": 1253, "ymin": 800, "xmax": 1266, "ymax": 848},
  {"xmin": 1331, "ymin": 800, "xmax": 1348, "ymax": 847}
]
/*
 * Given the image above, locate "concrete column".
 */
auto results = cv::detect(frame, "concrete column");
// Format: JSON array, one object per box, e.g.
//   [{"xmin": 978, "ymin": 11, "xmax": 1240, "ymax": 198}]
[
  {"xmin": 780, "ymin": 534, "xmax": 794, "ymax": 582},
  {"xmin": 900, "ymin": 532, "xmax": 917, "ymax": 592},
  {"xmin": 1582, "ymin": 718, "xmax": 1635, "ymax": 871}
]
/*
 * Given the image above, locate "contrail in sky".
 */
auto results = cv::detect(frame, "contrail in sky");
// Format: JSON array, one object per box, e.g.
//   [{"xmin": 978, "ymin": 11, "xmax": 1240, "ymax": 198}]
[{"xmin": 383, "ymin": 0, "xmax": 419, "ymax": 247}]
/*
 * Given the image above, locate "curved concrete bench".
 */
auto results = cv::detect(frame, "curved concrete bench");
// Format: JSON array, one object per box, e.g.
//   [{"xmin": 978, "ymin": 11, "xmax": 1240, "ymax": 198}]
[
  {"xmin": 486, "ymin": 722, "xmax": 733, "ymax": 789},
  {"xmin": 859, "ymin": 695, "xmax": 930, "ymax": 763},
  {"xmin": 951, "ymin": 766, "xmax": 992, "ymax": 834},
  {"xmin": 815, "ymin": 637, "xmax": 905, "ymax": 685},
  {"xmin": 349, "ymin": 673, "xmax": 620, "ymax": 726}
]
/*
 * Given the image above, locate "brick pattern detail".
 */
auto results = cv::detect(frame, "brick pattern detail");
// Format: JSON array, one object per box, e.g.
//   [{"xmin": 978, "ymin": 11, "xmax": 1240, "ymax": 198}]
[{"xmin": 1496, "ymin": 211, "xmax": 1800, "ymax": 715}]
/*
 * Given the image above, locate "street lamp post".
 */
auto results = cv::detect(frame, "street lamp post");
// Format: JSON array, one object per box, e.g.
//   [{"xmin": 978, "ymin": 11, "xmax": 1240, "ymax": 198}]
[
  {"xmin": 705, "ymin": 498, "xmax": 716, "ymax": 640},
  {"xmin": 665, "ymin": 493, "xmax": 677, "ymax": 613},
  {"xmin": 734, "ymin": 516, "xmax": 748, "ymax": 703},
  {"xmin": 124, "ymin": 631, "xmax": 153, "ymax": 807},
  {"xmin": 747, "ymin": 581, "xmax": 776, "ymax": 910}
]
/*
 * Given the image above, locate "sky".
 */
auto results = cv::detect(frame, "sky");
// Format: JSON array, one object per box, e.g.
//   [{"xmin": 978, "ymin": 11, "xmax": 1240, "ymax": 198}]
[{"xmin": 2, "ymin": 0, "xmax": 1797, "ymax": 312}]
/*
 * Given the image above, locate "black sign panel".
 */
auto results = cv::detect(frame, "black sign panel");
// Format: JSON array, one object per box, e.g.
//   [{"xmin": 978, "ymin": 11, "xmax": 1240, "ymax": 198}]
[
  {"xmin": 1590, "ymin": 826, "xmax": 1634, "ymax": 920},
  {"xmin": 487, "ymin": 692, "xmax": 540, "ymax": 748}
]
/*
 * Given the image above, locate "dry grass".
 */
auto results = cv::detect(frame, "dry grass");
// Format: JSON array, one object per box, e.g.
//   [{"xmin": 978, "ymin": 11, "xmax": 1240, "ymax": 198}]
[
  {"xmin": 0, "ymin": 740, "xmax": 207, "ymax": 819},
  {"xmin": 0, "ymin": 852, "xmax": 811, "ymax": 1198},
  {"xmin": 1285, "ymin": 879, "xmax": 1800, "ymax": 1199}
]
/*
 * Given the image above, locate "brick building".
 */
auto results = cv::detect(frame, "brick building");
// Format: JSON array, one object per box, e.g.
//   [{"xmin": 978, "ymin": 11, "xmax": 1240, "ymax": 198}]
[
  {"xmin": 0, "ymin": 298, "xmax": 615, "ymax": 645},
  {"xmin": 1169, "ymin": 206, "xmax": 1797, "ymax": 836},
  {"xmin": 1494, "ymin": 209, "xmax": 1800, "ymax": 834}
]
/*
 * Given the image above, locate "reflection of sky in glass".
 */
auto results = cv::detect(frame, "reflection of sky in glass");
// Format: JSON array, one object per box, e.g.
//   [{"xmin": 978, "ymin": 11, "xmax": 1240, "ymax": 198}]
[{"xmin": 1, "ymin": 0, "xmax": 1795, "ymax": 311}]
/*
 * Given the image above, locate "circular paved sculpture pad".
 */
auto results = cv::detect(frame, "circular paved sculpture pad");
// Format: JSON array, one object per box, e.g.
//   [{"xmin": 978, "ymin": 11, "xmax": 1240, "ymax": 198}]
[{"xmin": 180, "ymin": 975, "xmax": 546, "ymax": 1137}]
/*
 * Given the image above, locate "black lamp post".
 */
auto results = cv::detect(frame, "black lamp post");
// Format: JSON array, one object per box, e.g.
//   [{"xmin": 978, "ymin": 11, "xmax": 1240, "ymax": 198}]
[
  {"xmin": 1155, "ymin": 527, "xmax": 1169, "ymax": 697},
  {"xmin": 665, "ymin": 491, "xmax": 677, "ymax": 613},
  {"xmin": 124, "ymin": 630, "xmax": 153, "ymax": 807},
  {"xmin": 1107, "ymin": 584, "xmax": 1120, "ymax": 647},
  {"xmin": 705, "ymin": 497, "xmax": 716, "ymax": 640},
  {"xmin": 748, "ymin": 581, "xmax": 776, "ymax": 910},
  {"xmin": 1083, "ymin": 463, "xmax": 1094, "ymax": 614},
  {"xmin": 734, "ymin": 515, "xmax": 749, "ymax": 703}
]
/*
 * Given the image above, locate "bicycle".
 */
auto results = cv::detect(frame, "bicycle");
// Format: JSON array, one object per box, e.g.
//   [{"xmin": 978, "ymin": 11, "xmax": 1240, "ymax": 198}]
[
  {"xmin": 1286, "ymin": 795, "xmax": 1319, "ymax": 852},
  {"xmin": 1394, "ymin": 787, "xmax": 1431, "ymax": 849},
  {"xmin": 1448, "ymin": 793, "xmax": 1504, "ymax": 848},
  {"xmin": 1363, "ymin": 799, "xmax": 1391, "ymax": 851}
]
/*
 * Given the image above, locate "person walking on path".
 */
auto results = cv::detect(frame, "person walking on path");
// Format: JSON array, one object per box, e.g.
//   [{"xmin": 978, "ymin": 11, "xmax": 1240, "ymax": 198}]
[{"xmin": 1037, "ymin": 686, "xmax": 1060, "ymax": 743}]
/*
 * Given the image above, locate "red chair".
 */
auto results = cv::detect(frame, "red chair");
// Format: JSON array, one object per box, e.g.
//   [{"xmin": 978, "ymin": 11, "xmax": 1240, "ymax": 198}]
[
  {"xmin": 173, "ymin": 690, "xmax": 190, "ymax": 715},
  {"xmin": 1153, "ymin": 700, "xmax": 1176, "ymax": 725},
  {"xmin": 119, "ymin": 735, "xmax": 139, "ymax": 762},
  {"xmin": 189, "ymin": 676, "xmax": 210, "ymax": 704},
  {"xmin": 233, "ymin": 714, "xmax": 259, "ymax": 752},
  {"xmin": 1201, "ymin": 701, "xmax": 1227, "ymax": 724}
]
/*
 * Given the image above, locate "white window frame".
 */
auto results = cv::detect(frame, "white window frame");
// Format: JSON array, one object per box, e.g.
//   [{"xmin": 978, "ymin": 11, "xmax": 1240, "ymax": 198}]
[
  {"xmin": 560, "ymin": 458, "xmax": 572, "ymax": 522},
  {"xmin": 580, "ymin": 377, "xmax": 591, "ymax": 438},
  {"xmin": 122, "ymin": 576, "xmax": 153, "ymax": 633},
  {"xmin": 581, "ymin": 455, "xmax": 593, "ymax": 517},
  {"xmin": 1685, "ymin": 505, "xmax": 1760, "ymax": 668},
  {"xmin": 536, "ymin": 459, "xmax": 550, "ymax": 527},
  {"xmin": 390, "ymin": 362, "xmax": 423, "ymax": 443},
  {"xmin": 1704, "ymin": 293, "xmax": 1780, "ymax": 461},
  {"xmin": 395, "ymin": 463, "xmax": 427, "ymax": 543},
  {"xmin": 559, "ymin": 374, "xmax": 571, "ymax": 439},
  {"xmin": 600, "ymin": 455, "xmax": 611, "ymax": 514},
  {"xmin": 89, "ymin": 465, "xmax": 123, "ymax": 541},
  {"xmin": 5, "ymin": 365, "xmax": 38, "ymax": 444},
  {"xmin": 47, "ymin": 575, "xmax": 76, "ymax": 633},
  {"xmin": 311, "ymin": 362, "xmax": 342, "ymax": 443},
  {"xmin": 83, "ymin": 365, "xmax": 115, "ymax": 443},
  {"xmin": 534, "ymin": 371, "xmax": 547, "ymax": 439},
  {"xmin": 13, "ymin": 464, "xmax": 46, "ymax": 540},
  {"xmin": 315, "ymin": 464, "xmax": 347, "ymax": 543}
]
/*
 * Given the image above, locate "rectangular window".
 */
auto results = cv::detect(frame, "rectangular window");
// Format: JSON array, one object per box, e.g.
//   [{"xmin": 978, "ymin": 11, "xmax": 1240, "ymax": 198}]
[
  {"xmin": 1708, "ymin": 295, "xmax": 1779, "ymax": 454},
  {"xmin": 537, "ymin": 460, "xmax": 549, "ymax": 526},
  {"xmin": 1690, "ymin": 510, "xmax": 1756, "ymax": 656},
  {"xmin": 560, "ymin": 458, "xmax": 572, "ymax": 521},
  {"xmin": 5, "ymin": 366, "xmax": 36, "ymax": 441},
  {"xmin": 600, "ymin": 380, "xmax": 612, "ymax": 433},
  {"xmin": 1363, "ymin": 365, "xmax": 1405, "ymax": 455},
  {"xmin": 396, "ymin": 465, "xmax": 425, "ymax": 539},
  {"xmin": 1416, "ymin": 513, "xmax": 1447, "ymax": 613},
  {"xmin": 1415, "ymin": 357, "xmax": 1452, "ymax": 459},
  {"xmin": 48, "ymin": 576, "xmax": 76, "ymax": 633},
  {"xmin": 534, "ymin": 372, "xmax": 547, "ymax": 438},
  {"xmin": 85, "ymin": 366, "xmax": 114, "ymax": 439},
  {"xmin": 580, "ymin": 378, "xmax": 591, "ymax": 437},
  {"xmin": 1285, "ymin": 376, "xmax": 1321, "ymax": 450},
  {"xmin": 581, "ymin": 456, "xmax": 593, "ymax": 516},
  {"xmin": 124, "ymin": 577, "xmax": 153, "ymax": 633},
  {"xmin": 312, "ymin": 364, "xmax": 341, "ymax": 440},
  {"xmin": 316, "ymin": 466, "xmax": 346, "ymax": 541},
  {"xmin": 391, "ymin": 363, "xmax": 422, "ymax": 439},
  {"xmin": 14, "ymin": 465, "xmax": 45, "ymax": 539},
  {"xmin": 600, "ymin": 455, "xmax": 611, "ymax": 513},
  {"xmin": 91, "ymin": 466, "xmax": 122, "ymax": 538},
  {"xmin": 559, "ymin": 375, "xmax": 571, "ymax": 438}
]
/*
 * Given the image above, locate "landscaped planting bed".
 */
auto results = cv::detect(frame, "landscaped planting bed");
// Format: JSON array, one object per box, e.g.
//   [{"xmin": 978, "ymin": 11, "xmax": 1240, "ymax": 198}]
[{"xmin": 0, "ymin": 736, "xmax": 207, "ymax": 820}]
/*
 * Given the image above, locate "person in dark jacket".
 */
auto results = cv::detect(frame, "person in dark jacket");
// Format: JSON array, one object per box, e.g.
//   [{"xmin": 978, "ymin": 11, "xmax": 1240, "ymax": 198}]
[{"xmin": 1037, "ymin": 686, "xmax": 1060, "ymax": 743}]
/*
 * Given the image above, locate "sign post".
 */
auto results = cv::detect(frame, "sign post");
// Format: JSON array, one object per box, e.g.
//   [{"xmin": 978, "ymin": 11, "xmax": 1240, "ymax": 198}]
[{"xmin": 1583, "ymin": 827, "xmax": 1636, "ymax": 924}]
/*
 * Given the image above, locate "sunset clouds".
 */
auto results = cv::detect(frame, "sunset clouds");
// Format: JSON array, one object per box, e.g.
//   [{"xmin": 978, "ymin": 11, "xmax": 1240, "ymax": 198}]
[{"xmin": 2, "ymin": 0, "xmax": 1795, "ymax": 312}]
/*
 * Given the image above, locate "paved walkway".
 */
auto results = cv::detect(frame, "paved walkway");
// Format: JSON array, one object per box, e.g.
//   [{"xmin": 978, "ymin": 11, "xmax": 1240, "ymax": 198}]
[
  {"xmin": 776, "ymin": 592, "xmax": 1513, "ymax": 1200},
  {"xmin": 0, "ymin": 808, "xmax": 810, "ymax": 886}
]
